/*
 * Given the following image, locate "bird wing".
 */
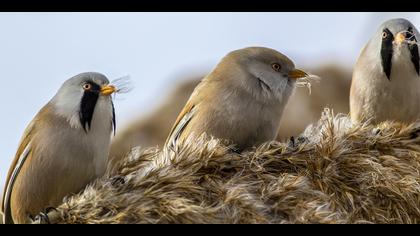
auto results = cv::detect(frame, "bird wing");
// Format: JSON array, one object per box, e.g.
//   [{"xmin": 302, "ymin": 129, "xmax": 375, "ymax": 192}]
[
  {"xmin": 2, "ymin": 121, "xmax": 35, "ymax": 224},
  {"xmin": 164, "ymin": 78, "xmax": 210, "ymax": 149},
  {"xmin": 165, "ymin": 101, "xmax": 197, "ymax": 149}
]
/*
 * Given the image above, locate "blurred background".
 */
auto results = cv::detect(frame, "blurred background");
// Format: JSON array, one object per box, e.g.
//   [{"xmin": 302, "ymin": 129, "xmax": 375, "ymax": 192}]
[{"xmin": 0, "ymin": 12, "xmax": 419, "ymax": 190}]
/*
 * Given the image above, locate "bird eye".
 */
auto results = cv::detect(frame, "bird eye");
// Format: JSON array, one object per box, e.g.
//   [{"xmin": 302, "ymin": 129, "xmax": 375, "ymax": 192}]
[
  {"xmin": 382, "ymin": 31, "xmax": 388, "ymax": 39},
  {"xmin": 271, "ymin": 63, "xmax": 281, "ymax": 72},
  {"xmin": 83, "ymin": 83, "xmax": 92, "ymax": 90}
]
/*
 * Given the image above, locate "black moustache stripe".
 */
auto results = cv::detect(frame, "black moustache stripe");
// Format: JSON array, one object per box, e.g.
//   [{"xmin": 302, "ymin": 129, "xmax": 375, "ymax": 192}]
[
  {"xmin": 381, "ymin": 28, "xmax": 394, "ymax": 80},
  {"xmin": 410, "ymin": 43, "xmax": 420, "ymax": 76},
  {"xmin": 405, "ymin": 27, "xmax": 420, "ymax": 75},
  {"xmin": 112, "ymin": 101, "xmax": 116, "ymax": 136},
  {"xmin": 80, "ymin": 83, "xmax": 100, "ymax": 132}
]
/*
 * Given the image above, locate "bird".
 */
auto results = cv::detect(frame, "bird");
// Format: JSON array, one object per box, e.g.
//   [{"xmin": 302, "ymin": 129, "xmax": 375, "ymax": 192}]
[
  {"xmin": 350, "ymin": 18, "xmax": 420, "ymax": 124},
  {"xmin": 1, "ymin": 72, "xmax": 117, "ymax": 224},
  {"xmin": 165, "ymin": 46, "xmax": 308, "ymax": 151}
]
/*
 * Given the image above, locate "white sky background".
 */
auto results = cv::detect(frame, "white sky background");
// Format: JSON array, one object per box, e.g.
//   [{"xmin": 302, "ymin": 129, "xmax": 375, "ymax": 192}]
[{"xmin": 0, "ymin": 12, "xmax": 419, "ymax": 190}]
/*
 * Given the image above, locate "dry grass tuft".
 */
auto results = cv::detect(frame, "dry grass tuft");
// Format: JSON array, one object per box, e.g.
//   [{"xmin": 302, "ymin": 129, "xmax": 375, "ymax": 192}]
[{"xmin": 40, "ymin": 109, "xmax": 420, "ymax": 224}]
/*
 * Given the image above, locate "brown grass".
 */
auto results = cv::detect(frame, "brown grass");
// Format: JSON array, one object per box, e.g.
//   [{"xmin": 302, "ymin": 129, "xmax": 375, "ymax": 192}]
[{"xmin": 37, "ymin": 109, "xmax": 420, "ymax": 224}]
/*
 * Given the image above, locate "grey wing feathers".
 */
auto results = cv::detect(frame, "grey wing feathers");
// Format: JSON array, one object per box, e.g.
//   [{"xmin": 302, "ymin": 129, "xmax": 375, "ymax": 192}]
[
  {"xmin": 166, "ymin": 105, "xmax": 197, "ymax": 150},
  {"xmin": 2, "ymin": 143, "xmax": 31, "ymax": 224}
]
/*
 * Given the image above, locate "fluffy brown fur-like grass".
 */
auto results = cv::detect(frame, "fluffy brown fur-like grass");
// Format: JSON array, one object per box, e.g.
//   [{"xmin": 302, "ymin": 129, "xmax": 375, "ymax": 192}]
[{"xmin": 37, "ymin": 109, "xmax": 420, "ymax": 224}]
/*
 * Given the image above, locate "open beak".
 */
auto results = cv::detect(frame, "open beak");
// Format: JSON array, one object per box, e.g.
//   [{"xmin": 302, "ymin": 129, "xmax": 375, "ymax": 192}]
[
  {"xmin": 288, "ymin": 69, "xmax": 308, "ymax": 80},
  {"xmin": 394, "ymin": 32, "xmax": 406, "ymax": 44},
  {"xmin": 100, "ymin": 84, "xmax": 117, "ymax": 96}
]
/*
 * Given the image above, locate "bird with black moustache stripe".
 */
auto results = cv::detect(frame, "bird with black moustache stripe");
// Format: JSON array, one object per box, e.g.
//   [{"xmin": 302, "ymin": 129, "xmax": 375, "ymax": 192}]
[
  {"xmin": 165, "ymin": 47, "xmax": 308, "ymax": 151},
  {"xmin": 350, "ymin": 18, "xmax": 420, "ymax": 124},
  {"xmin": 1, "ymin": 72, "xmax": 117, "ymax": 224}
]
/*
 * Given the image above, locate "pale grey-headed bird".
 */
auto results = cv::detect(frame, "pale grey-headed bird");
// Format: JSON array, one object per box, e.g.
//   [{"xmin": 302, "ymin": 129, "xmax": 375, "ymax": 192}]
[
  {"xmin": 350, "ymin": 18, "xmax": 420, "ymax": 124},
  {"xmin": 1, "ymin": 72, "xmax": 117, "ymax": 224},
  {"xmin": 165, "ymin": 47, "xmax": 308, "ymax": 150}
]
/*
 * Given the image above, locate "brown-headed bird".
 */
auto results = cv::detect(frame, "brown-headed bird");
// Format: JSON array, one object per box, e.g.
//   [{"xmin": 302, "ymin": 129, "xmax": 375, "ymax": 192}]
[{"xmin": 165, "ymin": 47, "xmax": 308, "ymax": 150}]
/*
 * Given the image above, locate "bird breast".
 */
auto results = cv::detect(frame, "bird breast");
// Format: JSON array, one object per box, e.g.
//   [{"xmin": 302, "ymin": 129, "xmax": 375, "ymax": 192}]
[
  {"xmin": 194, "ymin": 88, "xmax": 285, "ymax": 149},
  {"xmin": 49, "ymin": 96, "xmax": 114, "ymax": 176}
]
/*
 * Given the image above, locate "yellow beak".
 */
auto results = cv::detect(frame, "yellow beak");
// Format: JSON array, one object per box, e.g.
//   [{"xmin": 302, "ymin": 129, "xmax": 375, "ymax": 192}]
[
  {"xmin": 100, "ymin": 85, "xmax": 117, "ymax": 96},
  {"xmin": 395, "ymin": 32, "xmax": 406, "ymax": 44},
  {"xmin": 288, "ymin": 69, "xmax": 308, "ymax": 80}
]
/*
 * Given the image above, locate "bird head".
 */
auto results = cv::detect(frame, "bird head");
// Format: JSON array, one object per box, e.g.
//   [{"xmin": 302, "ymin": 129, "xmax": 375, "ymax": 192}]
[
  {"xmin": 369, "ymin": 18, "xmax": 420, "ymax": 80},
  {"xmin": 218, "ymin": 47, "xmax": 308, "ymax": 103},
  {"xmin": 50, "ymin": 72, "xmax": 117, "ymax": 133}
]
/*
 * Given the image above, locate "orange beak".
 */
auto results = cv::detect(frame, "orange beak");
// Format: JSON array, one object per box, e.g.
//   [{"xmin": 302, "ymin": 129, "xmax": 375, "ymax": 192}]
[
  {"xmin": 100, "ymin": 85, "xmax": 117, "ymax": 96},
  {"xmin": 395, "ymin": 32, "xmax": 406, "ymax": 44},
  {"xmin": 288, "ymin": 69, "xmax": 308, "ymax": 80}
]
